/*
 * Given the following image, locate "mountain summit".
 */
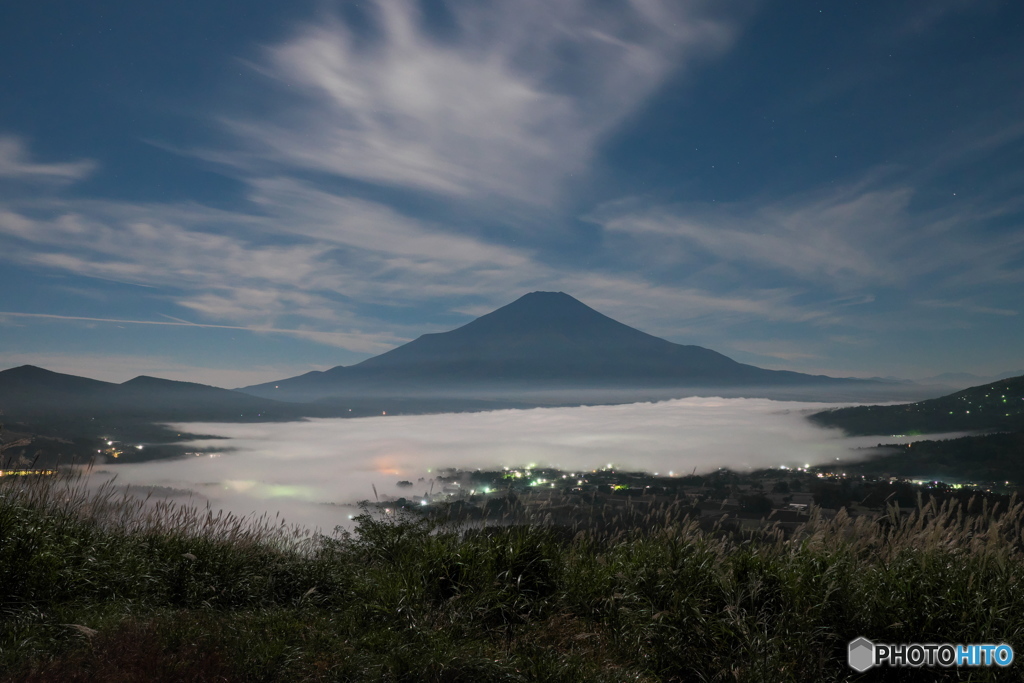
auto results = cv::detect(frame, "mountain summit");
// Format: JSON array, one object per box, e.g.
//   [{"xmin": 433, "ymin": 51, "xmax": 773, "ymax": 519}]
[{"xmin": 239, "ymin": 292, "xmax": 851, "ymax": 401}]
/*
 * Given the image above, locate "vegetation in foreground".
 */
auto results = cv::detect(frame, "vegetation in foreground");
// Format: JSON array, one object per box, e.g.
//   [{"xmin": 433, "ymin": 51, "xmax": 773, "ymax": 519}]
[{"xmin": 3, "ymin": 473, "xmax": 1024, "ymax": 682}]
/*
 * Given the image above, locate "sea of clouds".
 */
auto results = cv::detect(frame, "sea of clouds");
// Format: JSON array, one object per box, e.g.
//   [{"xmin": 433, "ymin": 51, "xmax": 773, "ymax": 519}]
[{"xmin": 95, "ymin": 397, "xmax": 956, "ymax": 533}]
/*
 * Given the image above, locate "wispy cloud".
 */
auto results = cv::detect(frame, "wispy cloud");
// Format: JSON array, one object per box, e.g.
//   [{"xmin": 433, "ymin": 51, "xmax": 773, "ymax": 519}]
[
  {"xmin": 245, "ymin": 177, "xmax": 533, "ymax": 276},
  {"xmin": 0, "ymin": 179, "xmax": 551, "ymax": 336},
  {"xmin": 563, "ymin": 275, "xmax": 830, "ymax": 333},
  {"xmin": 214, "ymin": 0, "xmax": 742, "ymax": 204},
  {"xmin": 0, "ymin": 136, "xmax": 96, "ymax": 182},
  {"xmin": 4, "ymin": 121, "xmax": 1020, "ymax": 375},
  {"xmin": 918, "ymin": 299, "xmax": 1018, "ymax": 317},
  {"xmin": 0, "ymin": 311, "xmax": 398, "ymax": 353},
  {"xmin": 593, "ymin": 171, "xmax": 1024, "ymax": 303},
  {"xmin": 594, "ymin": 184, "xmax": 912, "ymax": 289},
  {"xmin": 0, "ymin": 179, "xmax": 853, "ymax": 360},
  {"xmin": 891, "ymin": 0, "xmax": 1003, "ymax": 37}
]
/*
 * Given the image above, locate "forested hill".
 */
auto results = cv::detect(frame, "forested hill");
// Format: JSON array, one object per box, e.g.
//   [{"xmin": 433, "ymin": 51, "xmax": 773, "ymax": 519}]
[{"xmin": 809, "ymin": 374, "xmax": 1024, "ymax": 436}]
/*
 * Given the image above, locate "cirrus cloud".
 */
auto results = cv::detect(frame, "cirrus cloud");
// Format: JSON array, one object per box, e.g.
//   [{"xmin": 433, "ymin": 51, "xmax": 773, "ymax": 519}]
[
  {"xmin": 0, "ymin": 136, "xmax": 96, "ymax": 183},
  {"xmin": 214, "ymin": 0, "xmax": 743, "ymax": 204}
]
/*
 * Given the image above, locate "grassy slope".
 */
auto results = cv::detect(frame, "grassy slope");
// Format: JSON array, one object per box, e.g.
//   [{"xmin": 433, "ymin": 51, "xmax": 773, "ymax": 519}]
[{"xmin": 3, "ymin": 476, "xmax": 1024, "ymax": 682}]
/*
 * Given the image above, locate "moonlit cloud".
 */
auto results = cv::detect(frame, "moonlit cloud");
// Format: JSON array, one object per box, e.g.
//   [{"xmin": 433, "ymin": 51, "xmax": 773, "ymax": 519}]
[
  {"xmin": 0, "ymin": 311, "xmax": 398, "ymax": 354},
  {"xmin": 595, "ymin": 185, "xmax": 911, "ymax": 289},
  {"xmin": 593, "ymin": 173, "xmax": 1024, "ymax": 317},
  {"xmin": 0, "ymin": 166, "xmax": 845, "ymax": 360},
  {"xmin": 894, "ymin": 0, "xmax": 1002, "ymax": 36},
  {"xmin": 0, "ymin": 198, "xmax": 389, "ymax": 345},
  {"xmin": 567, "ymin": 276, "xmax": 826, "ymax": 329},
  {"xmin": 0, "ymin": 136, "xmax": 96, "ymax": 182},
  {"xmin": 243, "ymin": 178, "xmax": 543, "ymax": 296},
  {"xmin": 0, "ymin": 182, "xmax": 550, "ymax": 347},
  {"xmin": 99, "ymin": 398, "xmax": 964, "ymax": 532},
  {"xmin": 918, "ymin": 299, "xmax": 1018, "ymax": 317},
  {"xmin": 219, "ymin": 0, "xmax": 741, "ymax": 203},
  {"xmin": 7, "ymin": 159, "xmax": 1015, "ymax": 375}
]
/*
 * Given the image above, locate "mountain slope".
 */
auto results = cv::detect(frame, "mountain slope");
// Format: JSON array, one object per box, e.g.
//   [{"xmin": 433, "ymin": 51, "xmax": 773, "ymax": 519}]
[
  {"xmin": 0, "ymin": 365, "xmax": 115, "ymax": 415},
  {"xmin": 809, "ymin": 374, "xmax": 1024, "ymax": 436},
  {"xmin": 241, "ymin": 292, "xmax": 858, "ymax": 401},
  {"xmin": 0, "ymin": 365, "xmax": 306, "ymax": 425}
]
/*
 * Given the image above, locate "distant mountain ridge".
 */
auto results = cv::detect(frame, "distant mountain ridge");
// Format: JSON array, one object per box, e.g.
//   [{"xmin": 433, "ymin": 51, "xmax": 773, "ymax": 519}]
[
  {"xmin": 240, "ymin": 291, "xmax": 867, "ymax": 402},
  {"xmin": 0, "ymin": 365, "xmax": 299, "ymax": 423},
  {"xmin": 913, "ymin": 370, "xmax": 1024, "ymax": 389}
]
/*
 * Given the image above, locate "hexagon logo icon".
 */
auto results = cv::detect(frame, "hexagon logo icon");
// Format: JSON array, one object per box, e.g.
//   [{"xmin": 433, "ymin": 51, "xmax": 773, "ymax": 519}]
[{"xmin": 848, "ymin": 637, "xmax": 875, "ymax": 672}]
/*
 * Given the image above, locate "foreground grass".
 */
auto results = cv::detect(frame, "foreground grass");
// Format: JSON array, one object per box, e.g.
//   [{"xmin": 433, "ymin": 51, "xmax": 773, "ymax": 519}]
[{"xmin": 2, "ymin": 474, "xmax": 1024, "ymax": 681}]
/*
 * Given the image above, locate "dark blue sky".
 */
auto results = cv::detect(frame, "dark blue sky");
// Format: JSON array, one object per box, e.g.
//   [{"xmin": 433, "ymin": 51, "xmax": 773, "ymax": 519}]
[{"xmin": 2, "ymin": 0, "xmax": 1022, "ymax": 386}]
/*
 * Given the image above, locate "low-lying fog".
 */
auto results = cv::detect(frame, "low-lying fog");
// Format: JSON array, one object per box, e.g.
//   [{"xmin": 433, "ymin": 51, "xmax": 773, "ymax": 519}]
[{"xmin": 97, "ymin": 398, "xmax": 961, "ymax": 532}]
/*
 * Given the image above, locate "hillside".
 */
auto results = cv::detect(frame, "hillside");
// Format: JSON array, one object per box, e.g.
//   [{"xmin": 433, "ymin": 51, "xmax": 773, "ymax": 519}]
[
  {"xmin": 0, "ymin": 366, "xmax": 319, "ymax": 458},
  {"xmin": 809, "ymin": 374, "xmax": 1024, "ymax": 436},
  {"xmin": 0, "ymin": 366, "xmax": 306, "ymax": 423},
  {"xmin": 833, "ymin": 431, "xmax": 1024, "ymax": 483}
]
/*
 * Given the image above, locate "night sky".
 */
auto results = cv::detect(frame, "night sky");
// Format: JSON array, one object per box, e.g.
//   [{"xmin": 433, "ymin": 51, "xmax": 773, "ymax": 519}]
[{"xmin": 2, "ymin": 0, "xmax": 1022, "ymax": 387}]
